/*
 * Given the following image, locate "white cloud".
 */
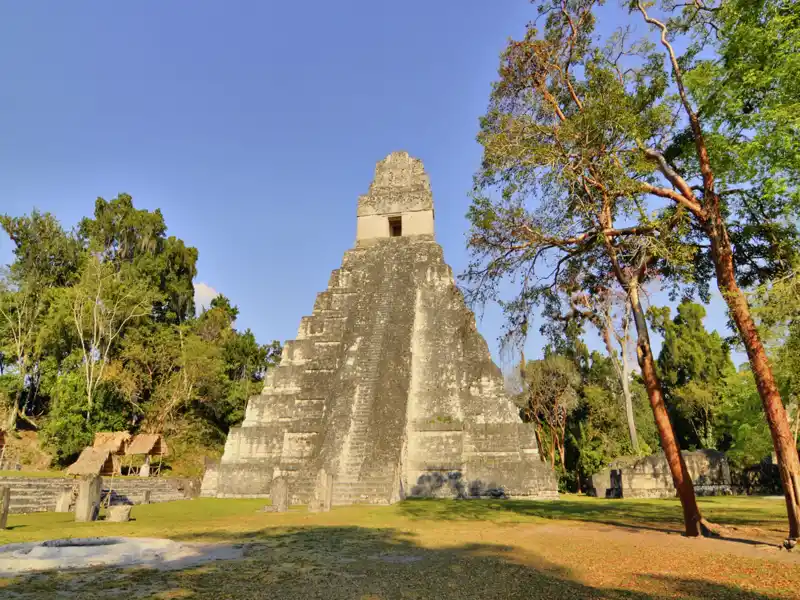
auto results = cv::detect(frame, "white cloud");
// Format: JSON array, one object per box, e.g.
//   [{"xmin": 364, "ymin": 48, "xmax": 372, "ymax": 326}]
[{"xmin": 194, "ymin": 282, "xmax": 219, "ymax": 314}]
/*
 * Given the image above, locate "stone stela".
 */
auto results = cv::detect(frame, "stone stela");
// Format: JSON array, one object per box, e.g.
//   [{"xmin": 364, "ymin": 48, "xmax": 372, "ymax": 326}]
[
  {"xmin": 0, "ymin": 486, "xmax": 10, "ymax": 530},
  {"xmin": 201, "ymin": 151, "xmax": 558, "ymax": 505},
  {"xmin": 74, "ymin": 476, "xmax": 102, "ymax": 523}
]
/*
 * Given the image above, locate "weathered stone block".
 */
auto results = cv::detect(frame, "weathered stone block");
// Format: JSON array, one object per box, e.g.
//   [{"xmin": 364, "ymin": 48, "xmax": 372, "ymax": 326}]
[
  {"xmin": 271, "ymin": 477, "xmax": 289, "ymax": 512},
  {"xmin": 55, "ymin": 488, "xmax": 73, "ymax": 512},
  {"xmin": 309, "ymin": 469, "xmax": 333, "ymax": 512},
  {"xmin": 589, "ymin": 450, "xmax": 733, "ymax": 499},
  {"xmin": 75, "ymin": 475, "xmax": 102, "ymax": 522},
  {"xmin": 107, "ymin": 504, "xmax": 132, "ymax": 522},
  {"xmin": 0, "ymin": 486, "xmax": 10, "ymax": 529}
]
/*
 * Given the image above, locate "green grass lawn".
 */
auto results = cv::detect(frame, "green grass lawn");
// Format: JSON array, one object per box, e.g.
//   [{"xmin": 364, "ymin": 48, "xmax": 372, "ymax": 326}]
[
  {"xmin": 0, "ymin": 470, "xmax": 68, "ymax": 478},
  {"xmin": 0, "ymin": 470, "xmax": 156, "ymax": 479},
  {"xmin": 1, "ymin": 495, "xmax": 797, "ymax": 599}
]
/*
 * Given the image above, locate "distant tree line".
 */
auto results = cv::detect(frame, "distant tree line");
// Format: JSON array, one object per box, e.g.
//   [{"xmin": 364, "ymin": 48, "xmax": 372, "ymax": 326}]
[
  {"xmin": 0, "ymin": 195, "xmax": 280, "ymax": 473},
  {"xmin": 516, "ymin": 299, "xmax": 799, "ymax": 495}
]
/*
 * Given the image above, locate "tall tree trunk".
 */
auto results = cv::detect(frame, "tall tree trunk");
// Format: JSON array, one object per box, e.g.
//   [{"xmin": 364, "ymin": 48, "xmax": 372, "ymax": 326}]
[
  {"xmin": 557, "ymin": 425, "xmax": 566, "ymax": 467},
  {"xmin": 707, "ymin": 217, "xmax": 800, "ymax": 541},
  {"xmin": 620, "ymin": 342, "xmax": 639, "ymax": 453},
  {"xmin": 532, "ymin": 423, "xmax": 546, "ymax": 464},
  {"xmin": 629, "ymin": 284, "xmax": 703, "ymax": 537},
  {"xmin": 6, "ymin": 360, "xmax": 27, "ymax": 431},
  {"xmin": 5, "ymin": 389, "xmax": 21, "ymax": 431},
  {"xmin": 640, "ymin": 4, "xmax": 800, "ymax": 539},
  {"xmin": 601, "ymin": 312, "xmax": 640, "ymax": 453}
]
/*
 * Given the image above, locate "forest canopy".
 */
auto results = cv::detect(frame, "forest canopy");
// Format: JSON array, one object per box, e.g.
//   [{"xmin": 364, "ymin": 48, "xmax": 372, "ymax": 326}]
[{"xmin": 0, "ymin": 195, "xmax": 280, "ymax": 474}]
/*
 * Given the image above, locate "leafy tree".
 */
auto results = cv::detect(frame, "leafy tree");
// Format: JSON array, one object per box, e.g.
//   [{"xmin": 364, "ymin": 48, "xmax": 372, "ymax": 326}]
[
  {"xmin": 1, "ymin": 196, "xmax": 281, "ymax": 472},
  {"xmin": 464, "ymin": 0, "xmax": 710, "ymax": 536},
  {"xmin": 0, "ymin": 210, "xmax": 82, "ymax": 287},
  {"xmin": 632, "ymin": 0, "xmax": 800, "ymax": 542},
  {"xmin": 652, "ymin": 301, "xmax": 735, "ymax": 449},
  {"xmin": 465, "ymin": 0, "xmax": 800, "ymax": 539},
  {"xmin": 749, "ymin": 267, "xmax": 800, "ymax": 447},
  {"xmin": 519, "ymin": 355, "xmax": 582, "ymax": 469},
  {"xmin": 78, "ymin": 194, "xmax": 198, "ymax": 324},
  {"xmin": 68, "ymin": 256, "xmax": 156, "ymax": 419},
  {"xmin": 0, "ymin": 270, "xmax": 45, "ymax": 430},
  {"xmin": 570, "ymin": 351, "xmax": 637, "ymax": 488},
  {"xmin": 550, "ymin": 286, "xmax": 642, "ymax": 453},
  {"xmin": 40, "ymin": 371, "xmax": 131, "ymax": 464},
  {"xmin": 0, "ymin": 211, "xmax": 80, "ymax": 429},
  {"xmin": 718, "ymin": 367, "xmax": 775, "ymax": 468}
]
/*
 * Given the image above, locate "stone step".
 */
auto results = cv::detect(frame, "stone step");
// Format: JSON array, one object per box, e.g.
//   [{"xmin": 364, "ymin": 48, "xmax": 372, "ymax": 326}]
[{"xmin": 1, "ymin": 475, "xmax": 197, "ymax": 513}]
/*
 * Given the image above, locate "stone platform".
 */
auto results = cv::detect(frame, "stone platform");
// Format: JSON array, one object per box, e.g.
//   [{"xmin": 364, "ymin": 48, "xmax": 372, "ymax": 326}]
[
  {"xmin": 0, "ymin": 475, "xmax": 198, "ymax": 514},
  {"xmin": 0, "ymin": 537, "xmax": 242, "ymax": 575}
]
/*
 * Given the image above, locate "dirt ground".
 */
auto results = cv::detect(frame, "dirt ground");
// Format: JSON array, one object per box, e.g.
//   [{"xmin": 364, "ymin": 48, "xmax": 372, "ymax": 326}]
[{"xmin": 0, "ymin": 496, "xmax": 798, "ymax": 599}]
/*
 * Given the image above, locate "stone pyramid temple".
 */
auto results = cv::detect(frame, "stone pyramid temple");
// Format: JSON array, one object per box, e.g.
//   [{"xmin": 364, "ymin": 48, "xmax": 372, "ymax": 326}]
[{"xmin": 201, "ymin": 152, "xmax": 558, "ymax": 504}]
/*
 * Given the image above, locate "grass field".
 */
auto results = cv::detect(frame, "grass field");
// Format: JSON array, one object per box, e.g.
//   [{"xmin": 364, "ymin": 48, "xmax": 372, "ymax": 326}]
[
  {"xmin": 0, "ymin": 470, "xmax": 151, "ymax": 479},
  {"xmin": 0, "ymin": 470, "xmax": 68, "ymax": 478},
  {"xmin": 1, "ymin": 495, "xmax": 798, "ymax": 599}
]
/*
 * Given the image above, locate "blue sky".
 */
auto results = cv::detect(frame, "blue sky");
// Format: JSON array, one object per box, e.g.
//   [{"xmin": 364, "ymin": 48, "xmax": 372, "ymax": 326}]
[{"xmin": 0, "ymin": 0, "xmax": 743, "ymax": 371}]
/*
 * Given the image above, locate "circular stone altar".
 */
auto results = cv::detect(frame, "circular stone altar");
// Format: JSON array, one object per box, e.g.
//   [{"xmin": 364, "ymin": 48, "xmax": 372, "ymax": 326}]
[{"xmin": 0, "ymin": 537, "xmax": 243, "ymax": 576}]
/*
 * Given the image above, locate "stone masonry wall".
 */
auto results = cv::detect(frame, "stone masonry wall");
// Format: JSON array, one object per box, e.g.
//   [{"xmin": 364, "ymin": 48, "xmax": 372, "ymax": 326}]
[
  {"xmin": 590, "ymin": 449, "xmax": 733, "ymax": 499},
  {"xmin": 0, "ymin": 475, "xmax": 198, "ymax": 514},
  {"xmin": 404, "ymin": 244, "xmax": 556, "ymax": 499},
  {"xmin": 204, "ymin": 151, "xmax": 558, "ymax": 504},
  {"xmin": 207, "ymin": 237, "xmax": 558, "ymax": 503}
]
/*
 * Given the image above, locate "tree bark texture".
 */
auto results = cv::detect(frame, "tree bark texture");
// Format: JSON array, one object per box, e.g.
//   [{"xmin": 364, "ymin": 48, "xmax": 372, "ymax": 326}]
[
  {"xmin": 601, "ymin": 315, "xmax": 640, "ymax": 453},
  {"xmin": 629, "ymin": 285, "xmax": 703, "ymax": 537},
  {"xmin": 707, "ymin": 217, "xmax": 800, "ymax": 540}
]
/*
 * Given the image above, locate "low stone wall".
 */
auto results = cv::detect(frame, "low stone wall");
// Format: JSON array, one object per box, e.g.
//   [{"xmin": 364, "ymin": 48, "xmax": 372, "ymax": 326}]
[
  {"xmin": 0, "ymin": 475, "xmax": 200, "ymax": 514},
  {"xmin": 589, "ymin": 449, "xmax": 733, "ymax": 499}
]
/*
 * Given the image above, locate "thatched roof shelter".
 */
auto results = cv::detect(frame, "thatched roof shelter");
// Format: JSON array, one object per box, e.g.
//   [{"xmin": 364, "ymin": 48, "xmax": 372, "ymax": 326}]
[
  {"xmin": 66, "ymin": 447, "xmax": 115, "ymax": 476},
  {"xmin": 125, "ymin": 434, "xmax": 169, "ymax": 457},
  {"xmin": 92, "ymin": 431, "xmax": 131, "ymax": 454}
]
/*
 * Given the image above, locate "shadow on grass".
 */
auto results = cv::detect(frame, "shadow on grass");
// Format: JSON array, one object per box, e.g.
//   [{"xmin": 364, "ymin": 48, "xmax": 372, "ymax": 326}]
[
  {"xmin": 1, "ymin": 525, "xmax": 786, "ymax": 600},
  {"xmin": 398, "ymin": 496, "xmax": 783, "ymax": 531}
]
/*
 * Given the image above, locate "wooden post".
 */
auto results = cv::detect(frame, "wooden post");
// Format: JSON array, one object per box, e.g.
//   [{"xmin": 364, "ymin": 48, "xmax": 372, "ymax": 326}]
[{"xmin": 104, "ymin": 472, "xmax": 115, "ymax": 509}]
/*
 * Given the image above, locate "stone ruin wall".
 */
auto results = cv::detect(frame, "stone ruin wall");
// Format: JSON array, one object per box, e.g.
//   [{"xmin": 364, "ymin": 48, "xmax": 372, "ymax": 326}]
[{"xmin": 590, "ymin": 449, "xmax": 733, "ymax": 499}]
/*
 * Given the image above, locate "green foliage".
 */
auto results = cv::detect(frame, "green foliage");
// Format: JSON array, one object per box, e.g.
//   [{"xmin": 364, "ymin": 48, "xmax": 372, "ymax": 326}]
[
  {"xmin": 78, "ymin": 194, "xmax": 198, "ymax": 323},
  {"xmin": 565, "ymin": 350, "xmax": 657, "ymax": 489},
  {"xmin": 40, "ymin": 373, "xmax": 131, "ymax": 463},
  {"xmin": 1, "ymin": 195, "xmax": 281, "ymax": 470},
  {"xmin": 717, "ymin": 368, "xmax": 775, "ymax": 468},
  {"xmin": 668, "ymin": 0, "xmax": 800, "ymax": 288},
  {"xmin": 0, "ymin": 210, "xmax": 81, "ymax": 287},
  {"xmin": 519, "ymin": 355, "xmax": 582, "ymax": 470},
  {"xmin": 652, "ymin": 301, "xmax": 735, "ymax": 449},
  {"xmin": 463, "ymin": 0, "xmax": 800, "ymax": 491},
  {"xmin": 520, "ymin": 338, "xmax": 658, "ymax": 490}
]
